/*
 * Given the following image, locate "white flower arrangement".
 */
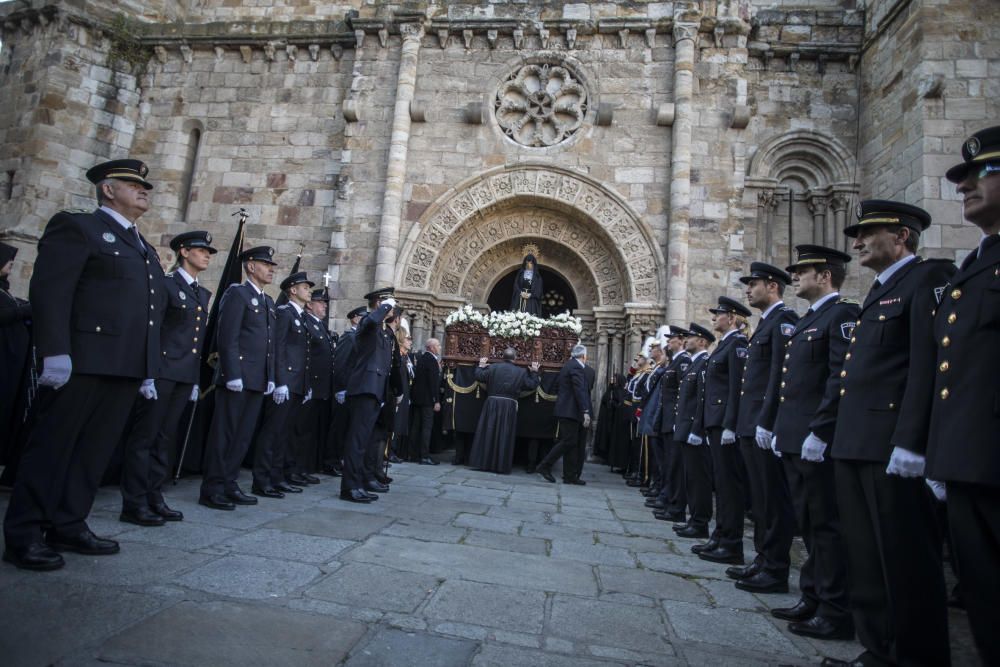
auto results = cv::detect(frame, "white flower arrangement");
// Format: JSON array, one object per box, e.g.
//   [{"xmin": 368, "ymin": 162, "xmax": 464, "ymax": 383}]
[{"xmin": 445, "ymin": 305, "xmax": 583, "ymax": 339}]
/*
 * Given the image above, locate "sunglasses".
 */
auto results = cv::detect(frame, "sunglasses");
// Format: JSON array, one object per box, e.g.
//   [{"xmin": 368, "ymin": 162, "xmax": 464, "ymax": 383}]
[{"xmin": 971, "ymin": 163, "xmax": 1000, "ymax": 180}]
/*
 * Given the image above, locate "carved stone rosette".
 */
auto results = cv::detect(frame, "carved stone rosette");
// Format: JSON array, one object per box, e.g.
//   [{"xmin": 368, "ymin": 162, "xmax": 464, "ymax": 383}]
[{"xmin": 494, "ymin": 62, "xmax": 588, "ymax": 147}]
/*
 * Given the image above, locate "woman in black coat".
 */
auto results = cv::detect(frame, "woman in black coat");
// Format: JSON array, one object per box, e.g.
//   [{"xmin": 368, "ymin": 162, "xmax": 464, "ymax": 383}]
[{"xmin": 510, "ymin": 254, "xmax": 544, "ymax": 315}]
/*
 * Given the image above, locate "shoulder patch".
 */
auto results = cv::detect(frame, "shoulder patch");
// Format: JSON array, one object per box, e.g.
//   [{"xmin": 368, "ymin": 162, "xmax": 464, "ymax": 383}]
[
  {"xmin": 779, "ymin": 323, "xmax": 795, "ymax": 337},
  {"xmin": 933, "ymin": 285, "xmax": 945, "ymax": 304},
  {"xmin": 277, "ymin": 304, "xmax": 290, "ymax": 310},
  {"xmin": 840, "ymin": 321, "xmax": 856, "ymax": 340},
  {"xmin": 736, "ymin": 347, "xmax": 748, "ymax": 358},
  {"xmin": 836, "ymin": 297, "xmax": 859, "ymax": 305}
]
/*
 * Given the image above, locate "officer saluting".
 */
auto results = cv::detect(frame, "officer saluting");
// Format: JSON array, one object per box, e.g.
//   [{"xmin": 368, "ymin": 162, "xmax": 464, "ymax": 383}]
[
  {"xmin": 826, "ymin": 201, "xmax": 955, "ymax": 667},
  {"xmin": 926, "ymin": 126, "xmax": 1000, "ymax": 666},
  {"xmin": 3, "ymin": 160, "xmax": 164, "ymax": 571},
  {"xmin": 199, "ymin": 246, "xmax": 277, "ymax": 511},
  {"xmin": 119, "ymin": 231, "xmax": 216, "ymax": 526}
]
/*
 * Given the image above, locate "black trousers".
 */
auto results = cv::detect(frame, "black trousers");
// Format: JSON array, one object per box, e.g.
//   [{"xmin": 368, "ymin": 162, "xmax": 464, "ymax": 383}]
[
  {"xmin": 783, "ymin": 453, "xmax": 849, "ymax": 620},
  {"xmin": 834, "ymin": 459, "xmax": 949, "ymax": 667},
  {"xmin": 658, "ymin": 436, "xmax": 687, "ymax": 515},
  {"xmin": 341, "ymin": 395, "xmax": 379, "ymax": 491},
  {"xmin": 286, "ymin": 396, "xmax": 322, "ymax": 476},
  {"xmin": 740, "ymin": 436, "xmax": 795, "ymax": 575},
  {"xmin": 680, "ymin": 439, "xmax": 713, "ymax": 530},
  {"xmin": 302, "ymin": 397, "xmax": 330, "ymax": 472},
  {"xmin": 4, "ymin": 375, "xmax": 139, "ymax": 546},
  {"xmin": 947, "ymin": 481, "xmax": 1000, "ymax": 666},
  {"xmin": 363, "ymin": 422, "xmax": 389, "ymax": 482},
  {"xmin": 120, "ymin": 378, "xmax": 193, "ymax": 510},
  {"xmin": 324, "ymin": 400, "xmax": 347, "ymax": 469},
  {"xmin": 410, "ymin": 404, "xmax": 435, "ymax": 460},
  {"xmin": 708, "ymin": 428, "xmax": 745, "ymax": 552},
  {"xmin": 252, "ymin": 392, "xmax": 301, "ymax": 487},
  {"xmin": 647, "ymin": 435, "xmax": 663, "ymax": 487},
  {"xmin": 539, "ymin": 418, "xmax": 584, "ymax": 481},
  {"xmin": 200, "ymin": 388, "xmax": 264, "ymax": 498}
]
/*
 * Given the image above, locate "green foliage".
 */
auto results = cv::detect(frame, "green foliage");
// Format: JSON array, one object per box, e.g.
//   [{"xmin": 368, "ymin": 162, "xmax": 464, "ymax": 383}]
[{"xmin": 107, "ymin": 13, "xmax": 151, "ymax": 74}]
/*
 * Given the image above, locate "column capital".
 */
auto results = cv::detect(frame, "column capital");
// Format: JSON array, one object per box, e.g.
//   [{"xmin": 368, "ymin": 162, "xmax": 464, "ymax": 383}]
[
  {"xmin": 400, "ymin": 23, "xmax": 425, "ymax": 41},
  {"xmin": 673, "ymin": 23, "xmax": 700, "ymax": 45}
]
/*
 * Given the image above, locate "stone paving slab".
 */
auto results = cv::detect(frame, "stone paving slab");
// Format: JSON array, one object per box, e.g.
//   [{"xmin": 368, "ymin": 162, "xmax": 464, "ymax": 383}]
[
  {"xmin": 265, "ymin": 507, "xmax": 395, "ymax": 540},
  {"xmin": 49, "ymin": 541, "xmax": 215, "ymax": 587},
  {"xmin": 175, "ymin": 553, "xmax": 323, "ymax": 599},
  {"xmin": 596, "ymin": 564, "xmax": 709, "ymax": 604},
  {"xmin": 472, "ymin": 643, "xmax": 626, "ymax": 667},
  {"xmin": 462, "ymin": 529, "xmax": 549, "ymax": 555},
  {"xmin": 422, "ymin": 579, "xmax": 547, "ymax": 634},
  {"xmin": 115, "ymin": 519, "xmax": 244, "ymax": 551},
  {"xmin": 549, "ymin": 539, "xmax": 636, "ymax": 567},
  {"xmin": 453, "ymin": 512, "xmax": 522, "ymax": 534},
  {"xmin": 305, "ymin": 562, "xmax": 441, "ymax": 613},
  {"xmin": 345, "ymin": 628, "xmax": 478, "ymax": 667},
  {"xmin": 98, "ymin": 600, "xmax": 367, "ymax": 666},
  {"xmin": 218, "ymin": 527, "xmax": 356, "ymax": 564},
  {"xmin": 663, "ymin": 599, "xmax": 805, "ymax": 658},
  {"xmin": 637, "ymin": 549, "xmax": 734, "ymax": 580},
  {"xmin": 548, "ymin": 594, "xmax": 674, "ymax": 655},
  {"xmin": 381, "ymin": 518, "xmax": 468, "ymax": 543}
]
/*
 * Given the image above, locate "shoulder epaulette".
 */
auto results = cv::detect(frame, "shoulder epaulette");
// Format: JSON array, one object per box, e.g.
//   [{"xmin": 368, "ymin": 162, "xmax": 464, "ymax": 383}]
[
  {"xmin": 836, "ymin": 297, "xmax": 859, "ymax": 305},
  {"xmin": 780, "ymin": 306, "xmax": 795, "ymax": 311},
  {"xmin": 277, "ymin": 303, "xmax": 291, "ymax": 310},
  {"xmin": 165, "ymin": 271, "xmax": 175, "ymax": 278},
  {"xmin": 61, "ymin": 208, "xmax": 91, "ymax": 215}
]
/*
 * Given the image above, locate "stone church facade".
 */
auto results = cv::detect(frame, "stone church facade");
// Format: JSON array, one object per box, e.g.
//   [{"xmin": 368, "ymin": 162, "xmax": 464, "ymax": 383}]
[{"xmin": 1, "ymin": 0, "xmax": 997, "ymax": 389}]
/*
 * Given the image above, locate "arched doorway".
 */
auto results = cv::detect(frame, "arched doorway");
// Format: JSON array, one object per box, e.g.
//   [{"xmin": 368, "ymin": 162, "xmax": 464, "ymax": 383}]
[{"xmin": 486, "ymin": 266, "xmax": 579, "ymax": 316}]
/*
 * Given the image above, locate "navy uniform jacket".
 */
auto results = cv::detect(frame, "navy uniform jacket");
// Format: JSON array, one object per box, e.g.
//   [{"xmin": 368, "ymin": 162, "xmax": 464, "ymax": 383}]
[
  {"xmin": 345, "ymin": 303, "xmax": 395, "ymax": 402},
  {"xmin": 674, "ymin": 353, "xmax": 708, "ymax": 441},
  {"xmin": 274, "ymin": 304, "xmax": 309, "ymax": 395},
  {"xmin": 926, "ymin": 239, "xmax": 1000, "ymax": 486},
  {"xmin": 411, "ymin": 350, "xmax": 442, "ymax": 407},
  {"xmin": 772, "ymin": 296, "xmax": 860, "ymax": 453},
  {"xmin": 832, "ymin": 257, "xmax": 956, "ymax": 462},
  {"xmin": 332, "ymin": 327, "xmax": 356, "ymax": 394},
  {"xmin": 29, "ymin": 208, "xmax": 165, "ymax": 379},
  {"xmin": 659, "ymin": 351, "xmax": 692, "ymax": 436},
  {"xmin": 214, "ymin": 282, "xmax": 276, "ymax": 393},
  {"xmin": 737, "ymin": 304, "xmax": 797, "ymax": 436},
  {"xmin": 158, "ymin": 271, "xmax": 211, "ymax": 384},
  {"xmin": 304, "ymin": 314, "xmax": 334, "ymax": 401},
  {"xmin": 637, "ymin": 364, "xmax": 667, "ymax": 436},
  {"xmin": 696, "ymin": 331, "xmax": 748, "ymax": 433},
  {"xmin": 552, "ymin": 359, "xmax": 592, "ymax": 422}
]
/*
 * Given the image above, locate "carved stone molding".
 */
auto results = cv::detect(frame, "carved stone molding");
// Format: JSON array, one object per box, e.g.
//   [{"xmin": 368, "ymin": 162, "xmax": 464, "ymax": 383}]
[{"xmin": 494, "ymin": 61, "xmax": 589, "ymax": 148}]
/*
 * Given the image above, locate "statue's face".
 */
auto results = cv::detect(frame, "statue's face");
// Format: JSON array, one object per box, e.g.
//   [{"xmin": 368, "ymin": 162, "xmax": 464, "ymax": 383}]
[{"xmin": 525, "ymin": 261, "xmax": 534, "ymax": 270}]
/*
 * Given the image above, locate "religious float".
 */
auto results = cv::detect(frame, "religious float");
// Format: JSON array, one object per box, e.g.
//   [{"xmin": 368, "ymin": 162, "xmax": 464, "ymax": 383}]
[{"xmin": 440, "ymin": 306, "xmax": 583, "ymax": 459}]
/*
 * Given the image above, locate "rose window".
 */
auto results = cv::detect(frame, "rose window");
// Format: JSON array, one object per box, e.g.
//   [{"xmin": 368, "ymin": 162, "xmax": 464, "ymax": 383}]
[{"xmin": 495, "ymin": 63, "xmax": 588, "ymax": 147}]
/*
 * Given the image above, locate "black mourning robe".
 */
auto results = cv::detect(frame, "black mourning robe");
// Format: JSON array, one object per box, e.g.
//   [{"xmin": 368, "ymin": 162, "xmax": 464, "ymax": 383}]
[
  {"xmin": 469, "ymin": 361, "xmax": 539, "ymax": 473},
  {"xmin": 510, "ymin": 270, "xmax": 544, "ymax": 315}
]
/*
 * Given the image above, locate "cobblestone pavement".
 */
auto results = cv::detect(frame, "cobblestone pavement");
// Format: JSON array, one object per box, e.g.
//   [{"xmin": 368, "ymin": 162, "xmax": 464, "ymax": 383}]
[{"xmin": 0, "ymin": 461, "xmax": 975, "ymax": 666}]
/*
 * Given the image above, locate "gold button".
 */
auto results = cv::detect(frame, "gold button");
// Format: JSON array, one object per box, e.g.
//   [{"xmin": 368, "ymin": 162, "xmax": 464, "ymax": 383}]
[
  {"xmin": 196, "ymin": 317, "xmax": 201, "ymax": 321},
  {"xmin": 939, "ymin": 361, "xmax": 949, "ymax": 372},
  {"xmin": 940, "ymin": 388, "xmax": 949, "ymax": 400},
  {"xmin": 951, "ymin": 289, "xmax": 961, "ymax": 300},
  {"xmin": 782, "ymin": 367, "xmax": 787, "ymax": 373},
  {"xmin": 780, "ymin": 396, "xmax": 785, "ymax": 403},
  {"xmin": 780, "ymin": 381, "xmax": 786, "ymax": 388},
  {"xmin": 851, "ymin": 337, "xmax": 856, "ymax": 343},
  {"xmin": 192, "ymin": 348, "xmax": 198, "ymax": 353},
  {"xmin": 845, "ymin": 353, "xmax": 851, "ymax": 360},
  {"xmin": 785, "ymin": 354, "xmax": 790, "ymax": 360},
  {"xmin": 856, "ymin": 320, "xmax": 861, "ymax": 326},
  {"xmin": 889, "ymin": 403, "xmax": 895, "ymax": 409},
  {"xmin": 840, "ymin": 370, "xmax": 847, "ymax": 378},
  {"xmin": 878, "ymin": 314, "xmax": 886, "ymax": 321},
  {"xmin": 840, "ymin": 388, "xmax": 846, "ymax": 396},
  {"xmin": 942, "ymin": 336, "xmax": 950, "ymax": 347},
  {"xmin": 947, "ymin": 313, "xmax": 956, "ymax": 324},
  {"xmin": 193, "ymin": 337, "xmax": 198, "ymax": 342},
  {"xmin": 197, "ymin": 306, "xmax": 203, "ymax": 311},
  {"xmin": 95, "ymin": 326, "xmax": 102, "ymax": 332}
]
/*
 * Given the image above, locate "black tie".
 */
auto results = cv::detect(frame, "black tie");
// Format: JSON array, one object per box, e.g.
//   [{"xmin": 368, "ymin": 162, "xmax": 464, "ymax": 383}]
[
  {"xmin": 872, "ymin": 279, "xmax": 882, "ymax": 291},
  {"xmin": 191, "ymin": 280, "xmax": 198, "ymax": 290},
  {"xmin": 129, "ymin": 226, "xmax": 146, "ymax": 255},
  {"xmin": 979, "ymin": 234, "xmax": 1000, "ymax": 258}
]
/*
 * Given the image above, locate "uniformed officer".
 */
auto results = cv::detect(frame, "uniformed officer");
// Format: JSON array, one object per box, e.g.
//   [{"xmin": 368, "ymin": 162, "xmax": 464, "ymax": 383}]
[
  {"xmin": 771, "ymin": 245, "xmax": 858, "ymax": 641},
  {"xmin": 3, "ymin": 159, "xmax": 164, "ymax": 571},
  {"xmin": 673, "ymin": 323, "xmax": 715, "ymax": 541},
  {"xmin": 826, "ymin": 201, "xmax": 955, "ymax": 667},
  {"xmin": 339, "ymin": 287, "xmax": 398, "ymax": 503},
  {"xmin": 925, "ymin": 125, "xmax": 1000, "ymax": 665},
  {"xmin": 649, "ymin": 327, "xmax": 693, "ymax": 523},
  {"xmin": 119, "ymin": 230, "xmax": 216, "ymax": 526},
  {"xmin": 251, "ymin": 271, "xmax": 313, "ymax": 498},
  {"xmin": 323, "ymin": 305, "xmax": 366, "ymax": 475},
  {"xmin": 296, "ymin": 289, "xmax": 334, "ymax": 478},
  {"xmin": 199, "ymin": 245, "xmax": 277, "ymax": 511},
  {"xmin": 691, "ymin": 296, "xmax": 750, "ymax": 565},
  {"xmin": 732, "ymin": 263, "xmax": 798, "ymax": 593}
]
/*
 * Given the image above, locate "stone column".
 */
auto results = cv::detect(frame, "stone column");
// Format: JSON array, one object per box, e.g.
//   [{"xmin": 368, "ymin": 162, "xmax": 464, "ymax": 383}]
[
  {"xmin": 596, "ymin": 328, "xmax": 609, "ymax": 403},
  {"xmin": 830, "ymin": 193, "xmax": 849, "ymax": 252},
  {"xmin": 757, "ymin": 189, "xmax": 777, "ymax": 265},
  {"xmin": 373, "ymin": 23, "xmax": 424, "ymax": 287},
  {"xmin": 610, "ymin": 331, "xmax": 623, "ymax": 378},
  {"xmin": 666, "ymin": 20, "xmax": 700, "ymax": 324},
  {"xmin": 808, "ymin": 193, "xmax": 828, "ymax": 246}
]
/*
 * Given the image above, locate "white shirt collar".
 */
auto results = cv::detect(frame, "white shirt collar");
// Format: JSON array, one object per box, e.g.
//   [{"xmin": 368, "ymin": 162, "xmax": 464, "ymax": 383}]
[
  {"xmin": 810, "ymin": 291, "xmax": 839, "ymax": 311},
  {"xmin": 99, "ymin": 205, "xmax": 136, "ymax": 231},
  {"xmin": 289, "ymin": 301, "xmax": 304, "ymax": 316},
  {"xmin": 176, "ymin": 267, "xmax": 196, "ymax": 286},
  {"xmin": 874, "ymin": 254, "xmax": 917, "ymax": 286},
  {"xmin": 691, "ymin": 349, "xmax": 709, "ymax": 361},
  {"xmin": 721, "ymin": 328, "xmax": 739, "ymax": 341},
  {"xmin": 760, "ymin": 300, "xmax": 784, "ymax": 320},
  {"xmin": 244, "ymin": 280, "xmax": 263, "ymax": 296},
  {"xmin": 576, "ymin": 358, "xmax": 586, "ymax": 368}
]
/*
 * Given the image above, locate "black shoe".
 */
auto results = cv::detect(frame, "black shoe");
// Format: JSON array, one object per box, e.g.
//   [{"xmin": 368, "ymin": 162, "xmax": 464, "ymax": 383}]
[
  {"xmin": 3, "ymin": 542, "xmax": 65, "ymax": 571},
  {"xmin": 302, "ymin": 474, "xmax": 321, "ymax": 485},
  {"xmin": 251, "ymin": 484, "xmax": 284, "ymax": 499},
  {"xmin": 538, "ymin": 468, "xmax": 556, "ymax": 483},
  {"xmin": 525, "ymin": 465, "xmax": 536, "ymax": 474},
  {"xmin": 690, "ymin": 538, "xmax": 719, "ymax": 554},
  {"xmin": 734, "ymin": 570, "xmax": 789, "ymax": 593},
  {"xmin": 674, "ymin": 525, "xmax": 709, "ymax": 539},
  {"xmin": 625, "ymin": 479, "xmax": 643, "ymax": 487},
  {"xmin": 564, "ymin": 478, "xmax": 586, "ymax": 485},
  {"xmin": 340, "ymin": 488, "xmax": 373, "ymax": 503},
  {"xmin": 151, "ymin": 502, "xmax": 184, "ymax": 521},
  {"xmin": 726, "ymin": 560, "xmax": 761, "ymax": 580},
  {"xmin": 45, "ymin": 529, "xmax": 120, "ymax": 555},
  {"xmin": 365, "ymin": 481, "xmax": 389, "ymax": 493},
  {"xmin": 452, "ymin": 457, "xmax": 465, "ymax": 465},
  {"xmin": 788, "ymin": 615, "xmax": 855, "ymax": 640},
  {"xmin": 820, "ymin": 653, "xmax": 873, "ymax": 667},
  {"xmin": 199, "ymin": 494, "xmax": 236, "ymax": 511},
  {"xmin": 645, "ymin": 498, "xmax": 666, "ymax": 509},
  {"xmin": 663, "ymin": 511, "xmax": 686, "ymax": 522},
  {"xmin": 388, "ymin": 455, "xmax": 403, "ymax": 464},
  {"xmin": 120, "ymin": 506, "xmax": 166, "ymax": 527},
  {"xmin": 698, "ymin": 547, "xmax": 743, "ymax": 564},
  {"xmin": 771, "ymin": 599, "xmax": 818, "ymax": 621},
  {"xmin": 321, "ymin": 466, "xmax": 342, "ymax": 477},
  {"xmin": 374, "ymin": 472, "xmax": 393, "ymax": 485},
  {"xmin": 274, "ymin": 482, "xmax": 303, "ymax": 494},
  {"xmin": 419, "ymin": 457, "xmax": 439, "ymax": 465},
  {"xmin": 226, "ymin": 489, "xmax": 258, "ymax": 505},
  {"xmin": 288, "ymin": 473, "xmax": 310, "ymax": 486}
]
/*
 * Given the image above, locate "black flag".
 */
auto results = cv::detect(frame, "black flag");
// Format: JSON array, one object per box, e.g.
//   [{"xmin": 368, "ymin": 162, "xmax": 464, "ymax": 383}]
[{"xmin": 274, "ymin": 249, "xmax": 302, "ymax": 307}]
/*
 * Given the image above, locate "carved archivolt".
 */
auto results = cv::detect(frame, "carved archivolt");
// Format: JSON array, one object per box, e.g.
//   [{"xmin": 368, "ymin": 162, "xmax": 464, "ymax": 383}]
[
  {"xmin": 494, "ymin": 61, "xmax": 588, "ymax": 147},
  {"xmin": 398, "ymin": 165, "xmax": 664, "ymax": 306}
]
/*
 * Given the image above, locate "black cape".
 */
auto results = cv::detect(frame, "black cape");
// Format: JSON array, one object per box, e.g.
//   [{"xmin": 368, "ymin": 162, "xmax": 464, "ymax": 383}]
[{"xmin": 468, "ymin": 361, "xmax": 539, "ymax": 473}]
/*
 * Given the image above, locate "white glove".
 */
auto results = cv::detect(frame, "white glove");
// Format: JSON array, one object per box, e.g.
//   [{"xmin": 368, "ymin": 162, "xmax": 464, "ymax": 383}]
[
  {"xmin": 335, "ymin": 390, "xmax": 346, "ymax": 404},
  {"xmin": 382, "ymin": 297, "xmax": 397, "ymax": 309},
  {"xmin": 303, "ymin": 389, "xmax": 312, "ymax": 404},
  {"xmin": 770, "ymin": 435, "xmax": 781, "ymax": 458},
  {"xmin": 755, "ymin": 426, "xmax": 772, "ymax": 450},
  {"xmin": 139, "ymin": 378, "xmax": 158, "ymax": 400},
  {"xmin": 265, "ymin": 381, "xmax": 275, "ymax": 396},
  {"xmin": 189, "ymin": 385, "xmax": 200, "ymax": 402},
  {"xmin": 687, "ymin": 433, "xmax": 703, "ymax": 446},
  {"xmin": 926, "ymin": 478, "xmax": 947, "ymax": 502},
  {"xmin": 38, "ymin": 354, "xmax": 72, "ymax": 389},
  {"xmin": 583, "ymin": 413, "xmax": 592, "ymax": 429},
  {"xmin": 226, "ymin": 379, "xmax": 244, "ymax": 392},
  {"xmin": 273, "ymin": 385, "xmax": 289, "ymax": 404},
  {"xmin": 801, "ymin": 432, "xmax": 828, "ymax": 463},
  {"xmin": 885, "ymin": 446, "xmax": 926, "ymax": 478},
  {"xmin": 721, "ymin": 429, "xmax": 737, "ymax": 445}
]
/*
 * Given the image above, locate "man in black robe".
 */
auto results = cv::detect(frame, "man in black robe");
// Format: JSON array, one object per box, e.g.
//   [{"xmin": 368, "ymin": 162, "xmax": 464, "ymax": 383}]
[
  {"xmin": 509, "ymin": 254, "xmax": 544, "ymax": 315},
  {"xmin": 469, "ymin": 348, "xmax": 539, "ymax": 474}
]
